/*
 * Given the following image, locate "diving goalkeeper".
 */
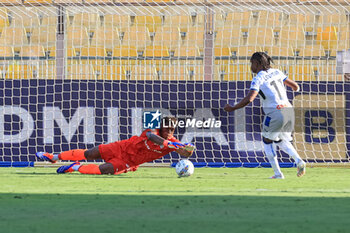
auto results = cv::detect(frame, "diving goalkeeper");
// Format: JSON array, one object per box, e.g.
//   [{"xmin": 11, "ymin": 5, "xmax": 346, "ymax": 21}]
[{"xmin": 36, "ymin": 116, "xmax": 195, "ymax": 175}]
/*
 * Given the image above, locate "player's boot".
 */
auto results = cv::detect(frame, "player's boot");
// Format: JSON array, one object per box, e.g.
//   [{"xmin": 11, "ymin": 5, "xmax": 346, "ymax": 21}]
[
  {"xmin": 36, "ymin": 152, "xmax": 56, "ymax": 164},
  {"xmin": 57, "ymin": 162, "xmax": 80, "ymax": 174},
  {"xmin": 269, "ymin": 174, "xmax": 285, "ymax": 179},
  {"xmin": 297, "ymin": 161, "xmax": 306, "ymax": 177}
]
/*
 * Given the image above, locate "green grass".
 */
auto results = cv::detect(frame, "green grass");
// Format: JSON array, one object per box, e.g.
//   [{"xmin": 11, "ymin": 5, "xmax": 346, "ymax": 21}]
[{"xmin": 0, "ymin": 167, "xmax": 349, "ymax": 233}]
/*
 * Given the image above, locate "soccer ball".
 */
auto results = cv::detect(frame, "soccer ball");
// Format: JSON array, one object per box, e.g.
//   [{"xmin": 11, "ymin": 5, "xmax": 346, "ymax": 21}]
[{"xmin": 175, "ymin": 159, "xmax": 194, "ymax": 177}]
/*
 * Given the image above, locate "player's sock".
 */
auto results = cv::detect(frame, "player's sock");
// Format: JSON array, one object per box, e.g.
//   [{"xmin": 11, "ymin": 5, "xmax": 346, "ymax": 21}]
[
  {"xmin": 264, "ymin": 142, "xmax": 283, "ymax": 176},
  {"xmin": 78, "ymin": 164, "xmax": 102, "ymax": 175},
  {"xmin": 58, "ymin": 149, "xmax": 87, "ymax": 161},
  {"xmin": 277, "ymin": 140, "xmax": 303, "ymax": 164}
]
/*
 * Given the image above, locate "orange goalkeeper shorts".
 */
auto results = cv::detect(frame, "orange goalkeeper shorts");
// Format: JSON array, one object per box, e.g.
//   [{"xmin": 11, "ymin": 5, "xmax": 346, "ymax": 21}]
[{"xmin": 98, "ymin": 143, "xmax": 130, "ymax": 173}]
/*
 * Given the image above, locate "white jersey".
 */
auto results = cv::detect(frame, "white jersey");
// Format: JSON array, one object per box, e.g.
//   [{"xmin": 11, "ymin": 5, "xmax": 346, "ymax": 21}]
[{"xmin": 250, "ymin": 68, "xmax": 291, "ymax": 114}]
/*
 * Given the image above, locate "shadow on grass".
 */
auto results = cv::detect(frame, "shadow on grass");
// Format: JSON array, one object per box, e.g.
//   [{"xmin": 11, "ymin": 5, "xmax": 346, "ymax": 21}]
[{"xmin": 0, "ymin": 193, "xmax": 349, "ymax": 233}]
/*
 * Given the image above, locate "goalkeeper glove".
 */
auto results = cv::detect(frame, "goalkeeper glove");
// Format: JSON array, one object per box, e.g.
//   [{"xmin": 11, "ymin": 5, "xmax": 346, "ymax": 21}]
[
  {"xmin": 184, "ymin": 143, "xmax": 196, "ymax": 153},
  {"xmin": 163, "ymin": 140, "xmax": 185, "ymax": 149}
]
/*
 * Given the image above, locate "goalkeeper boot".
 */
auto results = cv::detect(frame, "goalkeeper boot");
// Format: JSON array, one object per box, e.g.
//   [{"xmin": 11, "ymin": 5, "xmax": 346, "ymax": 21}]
[
  {"xmin": 36, "ymin": 152, "xmax": 56, "ymax": 164},
  {"xmin": 269, "ymin": 174, "xmax": 285, "ymax": 179},
  {"xmin": 57, "ymin": 162, "xmax": 80, "ymax": 174},
  {"xmin": 297, "ymin": 161, "xmax": 306, "ymax": 177}
]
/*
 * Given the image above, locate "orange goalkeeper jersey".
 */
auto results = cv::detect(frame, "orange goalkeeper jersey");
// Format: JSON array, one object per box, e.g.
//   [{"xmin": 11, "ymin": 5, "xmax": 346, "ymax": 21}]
[{"xmin": 102, "ymin": 129, "xmax": 181, "ymax": 166}]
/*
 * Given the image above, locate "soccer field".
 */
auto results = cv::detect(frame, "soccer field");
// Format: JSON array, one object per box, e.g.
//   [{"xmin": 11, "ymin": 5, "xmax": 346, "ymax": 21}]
[{"xmin": 0, "ymin": 167, "xmax": 349, "ymax": 233}]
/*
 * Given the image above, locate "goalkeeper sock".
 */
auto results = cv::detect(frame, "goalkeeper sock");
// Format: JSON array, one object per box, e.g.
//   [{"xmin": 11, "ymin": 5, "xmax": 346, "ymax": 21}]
[
  {"xmin": 58, "ymin": 149, "xmax": 87, "ymax": 161},
  {"xmin": 277, "ymin": 140, "xmax": 303, "ymax": 164},
  {"xmin": 264, "ymin": 142, "xmax": 282, "ymax": 176},
  {"xmin": 78, "ymin": 164, "xmax": 102, "ymax": 175}
]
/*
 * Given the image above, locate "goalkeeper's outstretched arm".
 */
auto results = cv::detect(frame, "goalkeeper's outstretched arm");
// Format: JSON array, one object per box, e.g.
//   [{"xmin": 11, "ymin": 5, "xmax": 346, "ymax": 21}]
[{"xmin": 146, "ymin": 131, "xmax": 194, "ymax": 157}]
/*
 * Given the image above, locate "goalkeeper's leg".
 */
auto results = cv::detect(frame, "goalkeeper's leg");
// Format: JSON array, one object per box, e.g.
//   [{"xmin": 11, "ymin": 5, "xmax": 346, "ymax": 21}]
[
  {"xmin": 57, "ymin": 162, "xmax": 112, "ymax": 174},
  {"xmin": 57, "ymin": 161, "xmax": 136, "ymax": 175},
  {"xmin": 36, "ymin": 147, "xmax": 101, "ymax": 163}
]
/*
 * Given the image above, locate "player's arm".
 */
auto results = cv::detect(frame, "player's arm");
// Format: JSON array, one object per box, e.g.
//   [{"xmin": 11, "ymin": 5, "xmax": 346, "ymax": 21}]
[
  {"xmin": 146, "ymin": 131, "xmax": 184, "ymax": 149},
  {"xmin": 175, "ymin": 143, "xmax": 195, "ymax": 158},
  {"xmin": 224, "ymin": 90, "xmax": 259, "ymax": 112},
  {"xmin": 284, "ymin": 78, "xmax": 300, "ymax": 91}
]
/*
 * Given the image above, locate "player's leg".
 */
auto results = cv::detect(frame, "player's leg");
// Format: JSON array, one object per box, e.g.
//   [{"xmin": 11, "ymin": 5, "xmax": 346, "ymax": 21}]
[
  {"xmin": 276, "ymin": 108, "xmax": 306, "ymax": 177},
  {"xmin": 56, "ymin": 162, "xmax": 114, "ymax": 175},
  {"xmin": 36, "ymin": 146, "xmax": 102, "ymax": 163},
  {"xmin": 263, "ymin": 137, "xmax": 284, "ymax": 179},
  {"xmin": 262, "ymin": 112, "xmax": 284, "ymax": 179},
  {"xmin": 276, "ymin": 139, "xmax": 306, "ymax": 177}
]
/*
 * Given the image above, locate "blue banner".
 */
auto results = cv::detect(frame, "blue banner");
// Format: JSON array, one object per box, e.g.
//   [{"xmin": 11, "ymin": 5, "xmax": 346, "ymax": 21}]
[{"xmin": 0, "ymin": 80, "xmax": 349, "ymax": 165}]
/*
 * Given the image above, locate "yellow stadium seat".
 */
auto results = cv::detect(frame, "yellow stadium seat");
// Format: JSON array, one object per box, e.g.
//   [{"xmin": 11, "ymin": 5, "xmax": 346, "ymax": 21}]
[
  {"xmin": 338, "ymin": 26, "xmax": 349, "ymax": 43},
  {"xmin": 9, "ymin": 7, "xmax": 40, "ymax": 32},
  {"xmin": 288, "ymin": 64, "xmax": 315, "ymax": 81},
  {"xmin": 143, "ymin": 45, "xmax": 170, "ymax": 66},
  {"xmin": 215, "ymin": 26, "xmax": 242, "ymax": 47},
  {"xmin": 0, "ymin": 46, "xmax": 14, "ymax": 57},
  {"xmin": 5, "ymin": 64, "xmax": 33, "ymax": 79},
  {"xmin": 288, "ymin": 14, "xmax": 306, "ymax": 26},
  {"xmin": 90, "ymin": 26, "xmax": 121, "ymax": 51},
  {"xmin": 174, "ymin": 46, "xmax": 200, "ymax": 58},
  {"xmin": 214, "ymin": 12, "xmax": 225, "ymax": 29},
  {"xmin": 153, "ymin": 26, "xmax": 182, "ymax": 52},
  {"xmin": 256, "ymin": 11, "xmax": 282, "ymax": 27},
  {"xmin": 104, "ymin": 65, "xmax": 127, "ymax": 80},
  {"xmin": 297, "ymin": 45, "xmax": 325, "ymax": 57},
  {"xmin": 225, "ymin": 12, "xmax": 251, "ymax": 28},
  {"xmin": 214, "ymin": 47, "xmax": 231, "ymax": 74},
  {"xmin": 134, "ymin": 15, "xmax": 162, "ymax": 34},
  {"xmin": 163, "ymin": 15, "xmax": 192, "ymax": 33},
  {"xmin": 38, "ymin": 61, "xmax": 56, "ymax": 79},
  {"xmin": 30, "ymin": 26, "xmax": 56, "ymax": 49},
  {"xmin": 225, "ymin": 63, "xmax": 252, "ymax": 81},
  {"xmin": 158, "ymin": 65, "xmax": 188, "ymax": 80},
  {"xmin": 103, "ymin": 14, "xmax": 130, "ymax": 32},
  {"xmin": 231, "ymin": 46, "xmax": 260, "ymax": 57},
  {"xmin": 66, "ymin": 26, "xmax": 89, "ymax": 49},
  {"xmin": 316, "ymin": 26, "xmax": 338, "ymax": 52},
  {"xmin": 173, "ymin": 46, "xmax": 201, "ymax": 65},
  {"xmin": 0, "ymin": 8, "xmax": 9, "ymax": 30},
  {"xmin": 278, "ymin": 26, "xmax": 305, "ymax": 48},
  {"xmin": 0, "ymin": 27, "xmax": 28, "ymax": 52},
  {"xmin": 263, "ymin": 46, "xmax": 294, "ymax": 57},
  {"xmin": 41, "ymin": 16, "xmax": 57, "ymax": 27},
  {"xmin": 247, "ymin": 27, "xmax": 274, "ymax": 47},
  {"xmin": 122, "ymin": 26, "xmax": 151, "ymax": 52},
  {"xmin": 80, "ymin": 47, "xmax": 106, "ymax": 77},
  {"xmin": 316, "ymin": 65, "xmax": 340, "ymax": 81},
  {"xmin": 186, "ymin": 65, "xmax": 203, "ymax": 81},
  {"xmin": 72, "ymin": 13, "xmax": 101, "ymax": 32},
  {"xmin": 111, "ymin": 46, "xmax": 138, "ymax": 65},
  {"xmin": 173, "ymin": 46, "xmax": 201, "ymax": 78},
  {"xmin": 19, "ymin": 46, "xmax": 45, "ymax": 77},
  {"xmin": 130, "ymin": 65, "xmax": 158, "ymax": 80},
  {"xmin": 0, "ymin": 46, "xmax": 13, "ymax": 75},
  {"xmin": 183, "ymin": 26, "xmax": 205, "ymax": 51},
  {"xmin": 67, "ymin": 64, "xmax": 96, "ymax": 80},
  {"xmin": 80, "ymin": 47, "xmax": 106, "ymax": 57},
  {"xmin": 323, "ymin": 14, "xmax": 347, "ymax": 26},
  {"xmin": 20, "ymin": 45, "xmax": 45, "ymax": 57}
]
